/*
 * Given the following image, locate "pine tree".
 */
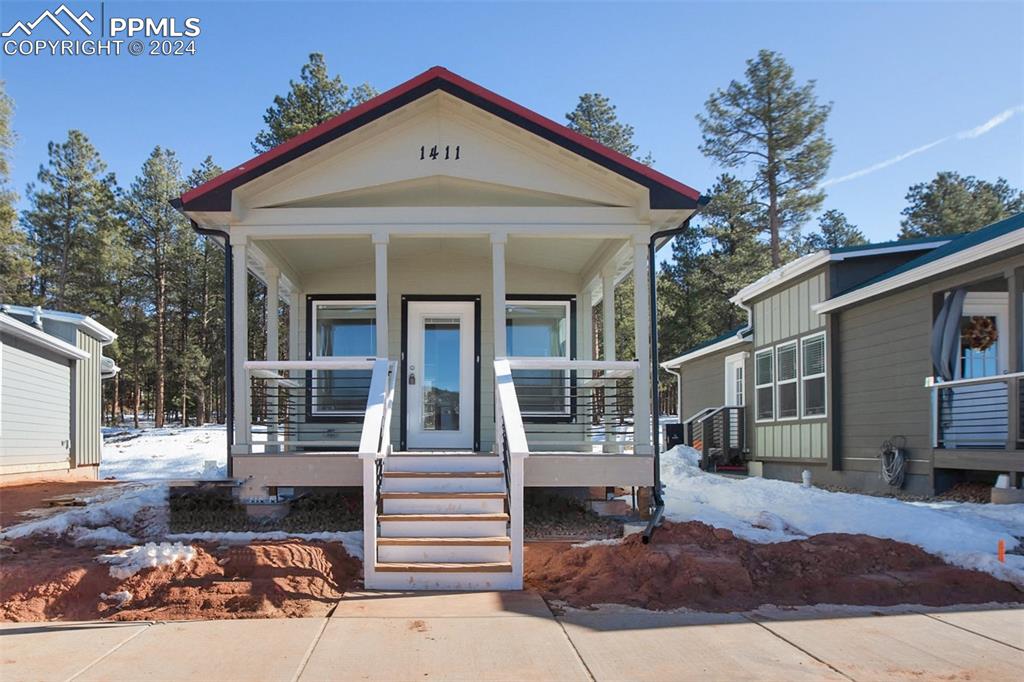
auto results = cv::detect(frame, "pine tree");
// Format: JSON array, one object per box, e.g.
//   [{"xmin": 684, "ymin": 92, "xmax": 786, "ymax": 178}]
[
  {"xmin": 21, "ymin": 130, "xmax": 120, "ymax": 312},
  {"xmin": 124, "ymin": 147, "xmax": 188, "ymax": 428},
  {"xmin": 899, "ymin": 172, "xmax": 1024, "ymax": 238},
  {"xmin": 0, "ymin": 81, "xmax": 31, "ymax": 303},
  {"xmin": 566, "ymin": 93, "xmax": 653, "ymax": 163},
  {"xmin": 697, "ymin": 50, "xmax": 833, "ymax": 266},
  {"xmin": 797, "ymin": 209, "xmax": 867, "ymax": 254},
  {"xmin": 252, "ymin": 53, "xmax": 377, "ymax": 153}
]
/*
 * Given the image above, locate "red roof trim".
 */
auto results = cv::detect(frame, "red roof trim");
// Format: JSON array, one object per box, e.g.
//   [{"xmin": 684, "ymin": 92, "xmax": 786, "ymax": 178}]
[{"xmin": 180, "ymin": 66, "xmax": 701, "ymax": 209}]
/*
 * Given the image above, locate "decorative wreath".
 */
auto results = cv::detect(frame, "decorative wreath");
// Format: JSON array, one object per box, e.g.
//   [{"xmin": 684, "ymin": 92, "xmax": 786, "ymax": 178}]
[{"xmin": 961, "ymin": 315, "xmax": 998, "ymax": 352}]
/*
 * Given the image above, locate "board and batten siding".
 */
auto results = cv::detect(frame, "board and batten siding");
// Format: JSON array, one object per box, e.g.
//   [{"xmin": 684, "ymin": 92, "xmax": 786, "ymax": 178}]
[
  {"xmin": 751, "ymin": 270, "xmax": 829, "ymax": 460},
  {"xmin": 74, "ymin": 330, "xmax": 104, "ymax": 466},
  {"xmin": 0, "ymin": 333, "xmax": 73, "ymax": 470}
]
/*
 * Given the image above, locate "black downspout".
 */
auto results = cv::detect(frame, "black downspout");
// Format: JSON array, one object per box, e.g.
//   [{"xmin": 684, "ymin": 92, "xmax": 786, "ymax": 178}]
[
  {"xmin": 642, "ymin": 217, "xmax": 694, "ymax": 543},
  {"xmin": 176, "ymin": 207, "xmax": 234, "ymax": 478}
]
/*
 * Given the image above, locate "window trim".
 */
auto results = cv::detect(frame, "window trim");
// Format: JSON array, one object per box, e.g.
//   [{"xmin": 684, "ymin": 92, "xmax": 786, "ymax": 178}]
[
  {"xmin": 723, "ymin": 351, "xmax": 747, "ymax": 408},
  {"xmin": 774, "ymin": 340, "xmax": 799, "ymax": 422},
  {"xmin": 754, "ymin": 348, "xmax": 774, "ymax": 423},
  {"xmin": 505, "ymin": 294, "xmax": 577, "ymax": 421},
  {"xmin": 800, "ymin": 331, "xmax": 828, "ymax": 419},
  {"xmin": 305, "ymin": 294, "xmax": 377, "ymax": 421}
]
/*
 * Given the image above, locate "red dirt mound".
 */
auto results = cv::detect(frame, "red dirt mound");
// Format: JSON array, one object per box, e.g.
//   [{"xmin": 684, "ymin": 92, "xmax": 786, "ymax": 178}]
[
  {"xmin": 0, "ymin": 539, "xmax": 361, "ymax": 622},
  {"xmin": 525, "ymin": 521, "xmax": 1023, "ymax": 611}
]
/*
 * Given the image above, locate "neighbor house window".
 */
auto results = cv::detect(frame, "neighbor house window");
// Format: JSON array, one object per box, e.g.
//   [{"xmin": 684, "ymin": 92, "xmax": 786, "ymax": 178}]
[
  {"xmin": 506, "ymin": 300, "xmax": 571, "ymax": 414},
  {"xmin": 311, "ymin": 300, "xmax": 376, "ymax": 414},
  {"xmin": 775, "ymin": 341, "xmax": 798, "ymax": 420},
  {"xmin": 755, "ymin": 349, "xmax": 774, "ymax": 421},
  {"xmin": 801, "ymin": 333, "xmax": 827, "ymax": 417}
]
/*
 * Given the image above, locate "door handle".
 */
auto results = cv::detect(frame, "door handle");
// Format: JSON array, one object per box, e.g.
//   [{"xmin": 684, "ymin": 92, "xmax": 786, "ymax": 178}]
[{"xmin": 408, "ymin": 364, "xmax": 416, "ymax": 385}]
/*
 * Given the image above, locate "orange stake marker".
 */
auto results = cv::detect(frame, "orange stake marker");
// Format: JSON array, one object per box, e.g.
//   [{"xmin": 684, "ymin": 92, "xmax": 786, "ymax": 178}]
[{"xmin": 998, "ymin": 539, "xmax": 1006, "ymax": 563}]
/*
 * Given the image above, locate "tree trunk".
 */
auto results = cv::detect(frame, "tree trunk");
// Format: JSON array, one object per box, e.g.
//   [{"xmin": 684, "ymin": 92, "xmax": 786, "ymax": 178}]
[
  {"xmin": 154, "ymin": 266, "xmax": 166, "ymax": 428},
  {"xmin": 133, "ymin": 381, "xmax": 141, "ymax": 429}
]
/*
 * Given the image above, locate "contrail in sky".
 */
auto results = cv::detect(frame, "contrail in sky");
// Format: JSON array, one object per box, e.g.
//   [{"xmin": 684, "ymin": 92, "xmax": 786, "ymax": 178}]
[{"xmin": 820, "ymin": 104, "xmax": 1024, "ymax": 188}]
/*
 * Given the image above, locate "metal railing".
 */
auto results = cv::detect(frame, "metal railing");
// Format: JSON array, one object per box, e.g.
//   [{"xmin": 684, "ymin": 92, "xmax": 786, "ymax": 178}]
[
  {"xmin": 683, "ymin": 405, "xmax": 746, "ymax": 470},
  {"xmin": 504, "ymin": 358, "xmax": 647, "ymax": 454},
  {"xmin": 927, "ymin": 372, "xmax": 1024, "ymax": 450}
]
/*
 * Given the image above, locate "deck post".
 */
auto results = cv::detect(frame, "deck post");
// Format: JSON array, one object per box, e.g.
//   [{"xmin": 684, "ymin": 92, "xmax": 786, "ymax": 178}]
[
  {"xmin": 580, "ymin": 287, "xmax": 593, "ymax": 361},
  {"xmin": 287, "ymin": 292, "xmax": 301, "ymax": 362},
  {"xmin": 265, "ymin": 265, "xmax": 280, "ymax": 452},
  {"xmin": 231, "ymin": 239, "xmax": 250, "ymax": 452},
  {"xmin": 633, "ymin": 237, "xmax": 652, "ymax": 454},
  {"xmin": 373, "ymin": 233, "xmax": 389, "ymax": 359},
  {"xmin": 1007, "ymin": 267, "xmax": 1022, "ymax": 453},
  {"xmin": 601, "ymin": 269, "xmax": 618, "ymax": 452},
  {"xmin": 492, "ymin": 232, "xmax": 508, "ymax": 357}
]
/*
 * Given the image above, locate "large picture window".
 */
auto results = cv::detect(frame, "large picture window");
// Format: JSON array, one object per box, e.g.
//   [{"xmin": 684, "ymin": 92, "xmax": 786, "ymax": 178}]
[
  {"xmin": 776, "ymin": 341, "xmax": 798, "ymax": 420},
  {"xmin": 506, "ymin": 300, "xmax": 571, "ymax": 414},
  {"xmin": 311, "ymin": 300, "xmax": 376, "ymax": 415},
  {"xmin": 801, "ymin": 333, "xmax": 827, "ymax": 417},
  {"xmin": 755, "ymin": 349, "xmax": 774, "ymax": 421}
]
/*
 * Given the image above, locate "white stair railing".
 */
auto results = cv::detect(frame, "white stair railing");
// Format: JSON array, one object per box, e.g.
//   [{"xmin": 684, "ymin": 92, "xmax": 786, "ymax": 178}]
[
  {"xmin": 359, "ymin": 359, "xmax": 398, "ymax": 586},
  {"xmin": 494, "ymin": 358, "xmax": 529, "ymax": 588}
]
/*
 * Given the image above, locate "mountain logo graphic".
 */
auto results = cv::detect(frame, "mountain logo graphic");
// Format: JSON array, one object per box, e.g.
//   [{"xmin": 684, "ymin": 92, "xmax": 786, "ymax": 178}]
[{"xmin": 2, "ymin": 4, "xmax": 95, "ymax": 37}]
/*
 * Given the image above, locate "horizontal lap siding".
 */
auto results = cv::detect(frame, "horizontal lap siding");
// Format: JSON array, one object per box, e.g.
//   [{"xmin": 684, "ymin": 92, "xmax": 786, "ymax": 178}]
[
  {"xmin": 1, "ymin": 333, "xmax": 73, "ymax": 467},
  {"xmin": 751, "ymin": 269, "xmax": 828, "ymax": 460},
  {"xmin": 836, "ymin": 283, "xmax": 932, "ymax": 466}
]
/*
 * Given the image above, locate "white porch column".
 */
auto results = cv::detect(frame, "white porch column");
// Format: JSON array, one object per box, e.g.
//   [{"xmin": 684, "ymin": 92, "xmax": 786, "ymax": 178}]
[
  {"xmin": 579, "ymin": 287, "xmax": 593, "ymax": 361},
  {"xmin": 601, "ymin": 270, "xmax": 616, "ymax": 361},
  {"xmin": 373, "ymin": 233, "xmax": 389, "ymax": 358},
  {"xmin": 287, "ymin": 292, "xmax": 301, "ymax": 362},
  {"xmin": 492, "ymin": 233, "xmax": 507, "ymax": 358},
  {"xmin": 265, "ymin": 265, "xmax": 280, "ymax": 362},
  {"xmin": 231, "ymin": 239, "xmax": 250, "ymax": 451},
  {"xmin": 633, "ymin": 236, "xmax": 652, "ymax": 453}
]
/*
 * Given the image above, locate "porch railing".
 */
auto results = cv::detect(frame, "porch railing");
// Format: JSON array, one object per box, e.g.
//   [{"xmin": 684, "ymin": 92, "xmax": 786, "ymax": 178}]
[
  {"xmin": 683, "ymin": 405, "xmax": 746, "ymax": 470},
  {"xmin": 503, "ymin": 357, "xmax": 648, "ymax": 454},
  {"xmin": 494, "ymin": 358, "xmax": 530, "ymax": 589},
  {"xmin": 926, "ymin": 372, "xmax": 1024, "ymax": 450}
]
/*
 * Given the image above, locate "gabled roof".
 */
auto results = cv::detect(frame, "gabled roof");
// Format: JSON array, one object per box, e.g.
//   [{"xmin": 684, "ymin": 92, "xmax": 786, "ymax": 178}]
[
  {"xmin": 0, "ymin": 304, "xmax": 117, "ymax": 344},
  {"xmin": 177, "ymin": 66, "xmax": 701, "ymax": 213},
  {"xmin": 815, "ymin": 212, "xmax": 1024, "ymax": 313},
  {"xmin": 661, "ymin": 326, "xmax": 753, "ymax": 369}
]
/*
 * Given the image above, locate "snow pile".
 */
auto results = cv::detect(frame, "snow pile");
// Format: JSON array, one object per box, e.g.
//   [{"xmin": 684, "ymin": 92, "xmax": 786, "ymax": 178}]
[
  {"xmin": 101, "ymin": 425, "xmax": 227, "ymax": 480},
  {"xmin": 661, "ymin": 445, "xmax": 1024, "ymax": 585},
  {"xmin": 166, "ymin": 530, "xmax": 365, "ymax": 561},
  {"xmin": 98, "ymin": 542, "xmax": 197, "ymax": 580},
  {"xmin": 0, "ymin": 484, "xmax": 168, "ymax": 543},
  {"xmin": 99, "ymin": 591, "xmax": 133, "ymax": 606}
]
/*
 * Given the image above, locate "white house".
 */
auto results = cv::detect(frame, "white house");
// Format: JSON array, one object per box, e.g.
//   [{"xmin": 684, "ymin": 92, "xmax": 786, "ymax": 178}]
[{"xmin": 173, "ymin": 66, "xmax": 703, "ymax": 589}]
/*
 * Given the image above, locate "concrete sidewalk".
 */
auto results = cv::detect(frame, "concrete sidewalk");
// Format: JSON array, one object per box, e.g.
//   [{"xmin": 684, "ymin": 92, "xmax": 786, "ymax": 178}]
[{"xmin": 1, "ymin": 593, "xmax": 1021, "ymax": 681}]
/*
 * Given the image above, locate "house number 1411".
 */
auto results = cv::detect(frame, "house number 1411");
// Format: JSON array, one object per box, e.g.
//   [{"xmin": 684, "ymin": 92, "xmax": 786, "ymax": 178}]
[{"xmin": 420, "ymin": 145, "xmax": 460, "ymax": 160}]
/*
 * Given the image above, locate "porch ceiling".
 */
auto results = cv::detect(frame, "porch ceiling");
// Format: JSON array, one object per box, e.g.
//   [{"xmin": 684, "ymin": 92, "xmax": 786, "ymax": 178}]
[{"xmin": 256, "ymin": 235, "xmax": 617, "ymax": 281}]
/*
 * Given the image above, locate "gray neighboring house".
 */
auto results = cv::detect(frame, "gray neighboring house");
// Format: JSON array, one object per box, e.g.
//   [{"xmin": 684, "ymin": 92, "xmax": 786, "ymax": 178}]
[
  {"xmin": 663, "ymin": 213, "xmax": 1024, "ymax": 496},
  {"xmin": 0, "ymin": 305, "xmax": 118, "ymax": 483}
]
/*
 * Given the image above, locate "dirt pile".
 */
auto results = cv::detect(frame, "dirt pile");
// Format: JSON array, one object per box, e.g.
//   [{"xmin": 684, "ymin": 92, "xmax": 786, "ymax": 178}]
[
  {"xmin": 0, "ymin": 481, "xmax": 116, "ymax": 529},
  {"xmin": 525, "ymin": 521, "xmax": 1023, "ymax": 611},
  {"xmin": 0, "ymin": 539, "xmax": 361, "ymax": 622}
]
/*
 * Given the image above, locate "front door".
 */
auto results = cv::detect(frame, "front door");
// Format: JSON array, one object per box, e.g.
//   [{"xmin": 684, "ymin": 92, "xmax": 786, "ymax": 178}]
[{"xmin": 406, "ymin": 300, "xmax": 476, "ymax": 449}]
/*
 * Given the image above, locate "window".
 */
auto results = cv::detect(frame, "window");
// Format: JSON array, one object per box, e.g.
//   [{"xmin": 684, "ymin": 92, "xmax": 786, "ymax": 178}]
[
  {"xmin": 801, "ymin": 333, "xmax": 827, "ymax": 417},
  {"xmin": 755, "ymin": 349, "xmax": 774, "ymax": 421},
  {"xmin": 311, "ymin": 300, "xmax": 376, "ymax": 414},
  {"xmin": 506, "ymin": 300, "xmax": 571, "ymax": 414},
  {"xmin": 776, "ymin": 342, "xmax": 798, "ymax": 419}
]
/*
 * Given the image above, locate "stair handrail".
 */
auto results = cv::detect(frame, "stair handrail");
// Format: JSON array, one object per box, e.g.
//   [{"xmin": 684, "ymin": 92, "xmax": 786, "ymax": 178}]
[
  {"xmin": 358, "ymin": 358, "xmax": 396, "ymax": 587},
  {"xmin": 494, "ymin": 358, "xmax": 529, "ymax": 589}
]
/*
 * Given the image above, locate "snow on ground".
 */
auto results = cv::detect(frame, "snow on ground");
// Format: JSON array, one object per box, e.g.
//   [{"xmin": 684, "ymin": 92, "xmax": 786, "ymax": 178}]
[
  {"xmin": 661, "ymin": 445, "xmax": 1024, "ymax": 586},
  {"xmin": 101, "ymin": 424, "xmax": 227, "ymax": 480}
]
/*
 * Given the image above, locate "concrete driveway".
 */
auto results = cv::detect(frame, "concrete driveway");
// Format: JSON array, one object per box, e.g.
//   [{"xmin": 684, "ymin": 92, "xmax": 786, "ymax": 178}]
[{"xmin": 1, "ymin": 593, "xmax": 1021, "ymax": 681}]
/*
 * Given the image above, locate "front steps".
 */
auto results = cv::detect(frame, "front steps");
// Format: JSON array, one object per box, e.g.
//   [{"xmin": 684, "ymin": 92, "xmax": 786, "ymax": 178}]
[{"xmin": 371, "ymin": 452, "xmax": 517, "ymax": 590}]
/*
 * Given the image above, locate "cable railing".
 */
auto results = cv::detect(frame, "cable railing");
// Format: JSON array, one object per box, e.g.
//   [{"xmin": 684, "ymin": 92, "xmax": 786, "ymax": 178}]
[
  {"xmin": 504, "ymin": 358, "xmax": 647, "ymax": 454},
  {"xmin": 926, "ymin": 372, "xmax": 1023, "ymax": 450}
]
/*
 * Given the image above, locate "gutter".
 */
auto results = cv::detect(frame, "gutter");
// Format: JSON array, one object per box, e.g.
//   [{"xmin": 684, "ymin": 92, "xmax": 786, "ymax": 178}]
[
  {"xmin": 644, "ymin": 207, "xmax": 704, "ymax": 543},
  {"xmin": 169, "ymin": 198, "xmax": 235, "ymax": 474}
]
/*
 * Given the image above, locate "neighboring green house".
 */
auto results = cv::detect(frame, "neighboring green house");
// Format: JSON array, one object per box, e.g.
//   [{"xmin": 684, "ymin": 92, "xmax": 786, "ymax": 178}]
[
  {"xmin": 0, "ymin": 306, "xmax": 118, "ymax": 483},
  {"xmin": 663, "ymin": 213, "xmax": 1024, "ymax": 496}
]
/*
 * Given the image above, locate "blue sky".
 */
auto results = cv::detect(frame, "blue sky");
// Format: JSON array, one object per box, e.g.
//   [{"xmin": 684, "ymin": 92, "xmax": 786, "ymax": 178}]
[{"xmin": 3, "ymin": 0, "xmax": 1023, "ymax": 257}]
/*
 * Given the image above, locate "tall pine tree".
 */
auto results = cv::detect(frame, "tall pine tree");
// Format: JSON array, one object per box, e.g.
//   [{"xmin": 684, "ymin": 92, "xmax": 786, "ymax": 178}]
[
  {"xmin": 797, "ymin": 209, "xmax": 866, "ymax": 254},
  {"xmin": 252, "ymin": 53, "xmax": 377, "ymax": 153},
  {"xmin": 697, "ymin": 50, "xmax": 833, "ymax": 266},
  {"xmin": 0, "ymin": 81, "xmax": 31, "ymax": 303}
]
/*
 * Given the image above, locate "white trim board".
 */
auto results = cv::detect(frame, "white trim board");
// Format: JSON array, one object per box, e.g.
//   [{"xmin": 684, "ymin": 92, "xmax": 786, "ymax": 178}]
[{"xmin": 0, "ymin": 314, "xmax": 90, "ymax": 361}]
